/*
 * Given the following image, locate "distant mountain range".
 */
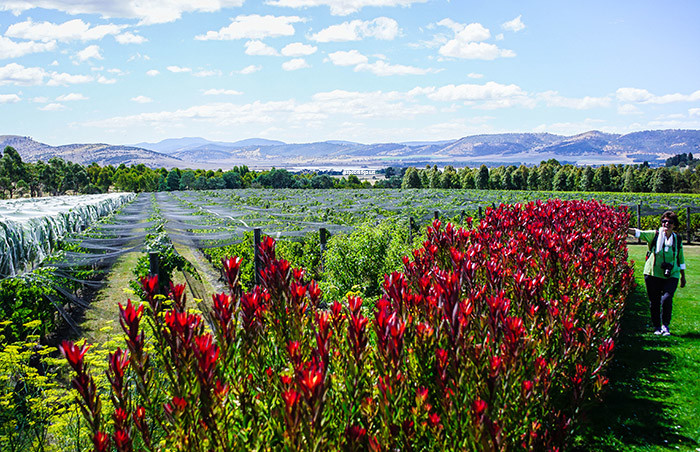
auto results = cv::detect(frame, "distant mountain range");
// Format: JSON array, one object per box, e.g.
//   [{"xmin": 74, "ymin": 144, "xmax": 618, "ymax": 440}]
[{"xmin": 2, "ymin": 129, "xmax": 699, "ymax": 170}]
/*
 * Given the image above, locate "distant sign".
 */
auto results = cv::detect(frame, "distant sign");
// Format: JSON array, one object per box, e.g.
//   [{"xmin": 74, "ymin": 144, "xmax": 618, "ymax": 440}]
[{"xmin": 342, "ymin": 169, "xmax": 378, "ymax": 175}]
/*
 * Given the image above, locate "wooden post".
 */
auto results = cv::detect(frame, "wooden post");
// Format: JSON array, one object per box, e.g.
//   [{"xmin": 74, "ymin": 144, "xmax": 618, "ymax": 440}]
[
  {"xmin": 461, "ymin": 210, "xmax": 465, "ymax": 224},
  {"xmin": 320, "ymin": 227, "xmax": 328, "ymax": 272},
  {"xmin": 254, "ymin": 228, "xmax": 261, "ymax": 286},
  {"xmin": 687, "ymin": 206, "xmax": 692, "ymax": 245},
  {"xmin": 148, "ymin": 252, "xmax": 159, "ymax": 277},
  {"xmin": 434, "ymin": 210, "xmax": 439, "ymax": 220},
  {"xmin": 478, "ymin": 206, "xmax": 483, "ymax": 219},
  {"xmin": 409, "ymin": 217, "xmax": 415, "ymax": 243},
  {"xmin": 637, "ymin": 204, "xmax": 641, "ymax": 244}
]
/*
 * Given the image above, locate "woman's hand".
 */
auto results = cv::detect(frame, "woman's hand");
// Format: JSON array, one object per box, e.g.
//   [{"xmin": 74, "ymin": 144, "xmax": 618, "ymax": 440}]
[{"xmin": 680, "ymin": 271, "xmax": 686, "ymax": 288}]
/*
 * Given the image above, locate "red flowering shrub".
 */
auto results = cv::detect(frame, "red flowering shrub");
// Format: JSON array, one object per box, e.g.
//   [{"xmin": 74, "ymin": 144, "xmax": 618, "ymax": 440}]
[{"xmin": 62, "ymin": 199, "xmax": 633, "ymax": 451}]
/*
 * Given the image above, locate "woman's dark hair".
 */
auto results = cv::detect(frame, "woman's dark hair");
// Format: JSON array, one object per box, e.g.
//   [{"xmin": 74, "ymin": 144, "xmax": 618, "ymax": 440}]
[{"xmin": 661, "ymin": 210, "xmax": 679, "ymax": 227}]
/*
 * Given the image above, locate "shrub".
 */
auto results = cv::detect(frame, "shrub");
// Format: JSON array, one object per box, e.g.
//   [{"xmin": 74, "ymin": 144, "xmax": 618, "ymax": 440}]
[{"xmin": 61, "ymin": 199, "xmax": 633, "ymax": 451}]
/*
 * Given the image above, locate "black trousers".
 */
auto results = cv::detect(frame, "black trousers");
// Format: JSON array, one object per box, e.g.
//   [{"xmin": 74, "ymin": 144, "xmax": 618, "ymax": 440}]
[{"xmin": 644, "ymin": 275, "xmax": 679, "ymax": 330}]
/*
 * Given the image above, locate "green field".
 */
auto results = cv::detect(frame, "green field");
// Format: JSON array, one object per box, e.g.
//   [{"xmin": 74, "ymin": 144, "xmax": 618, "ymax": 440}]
[{"xmin": 576, "ymin": 244, "xmax": 700, "ymax": 451}]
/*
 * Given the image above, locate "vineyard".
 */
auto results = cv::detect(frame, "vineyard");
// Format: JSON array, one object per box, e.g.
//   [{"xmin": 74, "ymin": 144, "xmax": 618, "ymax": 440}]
[{"xmin": 1, "ymin": 189, "xmax": 699, "ymax": 451}]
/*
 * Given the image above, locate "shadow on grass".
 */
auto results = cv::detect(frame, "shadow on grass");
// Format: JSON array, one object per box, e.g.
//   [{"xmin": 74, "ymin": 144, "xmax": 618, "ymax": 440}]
[{"xmin": 572, "ymin": 282, "xmax": 697, "ymax": 451}]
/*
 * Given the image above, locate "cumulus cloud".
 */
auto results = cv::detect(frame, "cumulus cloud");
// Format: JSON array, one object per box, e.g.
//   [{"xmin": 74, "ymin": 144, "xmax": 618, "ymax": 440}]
[
  {"xmin": 424, "ymin": 81, "xmax": 527, "ymax": 103},
  {"xmin": 115, "ymin": 32, "xmax": 147, "ymax": 44},
  {"xmin": 0, "ymin": 93, "xmax": 21, "ymax": 103},
  {"xmin": 76, "ymin": 45, "xmax": 103, "ymax": 62},
  {"xmin": 282, "ymin": 58, "xmax": 309, "ymax": 71},
  {"xmin": 537, "ymin": 91, "xmax": 611, "ymax": 109},
  {"xmin": 355, "ymin": 60, "xmax": 433, "ymax": 76},
  {"xmin": 194, "ymin": 70, "xmax": 222, "ymax": 77},
  {"xmin": 616, "ymin": 87, "xmax": 700, "ymax": 104},
  {"xmin": 39, "ymin": 102, "xmax": 66, "ymax": 111},
  {"xmin": 196, "ymin": 14, "xmax": 304, "ymax": 40},
  {"xmin": 467, "ymin": 73, "xmax": 484, "ymax": 79},
  {"xmin": 618, "ymin": 104, "xmax": 642, "ymax": 115},
  {"xmin": 239, "ymin": 64, "xmax": 262, "ymax": 74},
  {"xmin": 281, "ymin": 42, "xmax": 317, "ymax": 57},
  {"xmin": 0, "ymin": 36, "xmax": 56, "ymax": 59},
  {"xmin": 502, "ymin": 15, "xmax": 525, "ymax": 32},
  {"xmin": 310, "ymin": 17, "xmax": 399, "ymax": 42},
  {"xmin": 56, "ymin": 92, "xmax": 88, "ymax": 101},
  {"xmin": 6, "ymin": 18, "xmax": 125, "ymax": 42},
  {"xmin": 146, "ymin": 69, "xmax": 159, "ymax": 76},
  {"xmin": 1, "ymin": 0, "xmax": 246, "ymax": 25},
  {"xmin": 436, "ymin": 20, "xmax": 514, "ymax": 60},
  {"xmin": 97, "ymin": 75, "xmax": 116, "ymax": 84},
  {"xmin": 47, "ymin": 72, "xmax": 93, "ymax": 86},
  {"xmin": 245, "ymin": 40, "xmax": 279, "ymax": 56},
  {"xmin": 327, "ymin": 50, "xmax": 368, "ymax": 66},
  {"xmin": 690, "ymin": 108, "xmax": 700, "ymax": 117},
  {"xmin": 265, "ymin": 0, "xmax": 428, "ymax": 16},
  {"xmin": 203, "ymin": 89, "xmax": 243, "ymax": 95},
  {"xmin": 131, "ymin": 95, "xmax": 152, "ymax": 103},
  {"xmin": 167, "ymin": 65, "xmax": 192, "ymax": 73},
  {"xmin": 0, "ymin": 63, "xmax": 46, "ymax": 85}
]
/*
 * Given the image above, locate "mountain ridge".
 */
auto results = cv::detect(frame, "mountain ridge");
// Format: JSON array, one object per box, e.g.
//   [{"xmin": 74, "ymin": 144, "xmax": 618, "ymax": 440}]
[{"xmin": 2, "ymin": 129, "xmax": 699, "ymax": 169}]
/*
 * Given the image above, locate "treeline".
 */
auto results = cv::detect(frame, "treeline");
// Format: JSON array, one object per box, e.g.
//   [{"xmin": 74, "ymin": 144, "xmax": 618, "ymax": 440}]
[
  {"xmin": 401, "ymin": 159, "xmax": 700, "ymax": 193},
  {"xmin": 1, "ymin": 145, "xmax": 698, "ymax": 198}
]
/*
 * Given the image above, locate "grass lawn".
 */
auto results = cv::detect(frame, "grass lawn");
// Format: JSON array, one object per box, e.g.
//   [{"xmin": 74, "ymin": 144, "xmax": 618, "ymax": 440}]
[{"xmin": 574, "ymin": 244, "xmax": 700, "ymax": 451}]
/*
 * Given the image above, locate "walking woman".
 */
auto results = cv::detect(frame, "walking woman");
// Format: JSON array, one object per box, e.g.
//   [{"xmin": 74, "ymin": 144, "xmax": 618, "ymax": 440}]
[{"xmin": 629, "ymin": 210, "xmax": 687, "ymax": 336}]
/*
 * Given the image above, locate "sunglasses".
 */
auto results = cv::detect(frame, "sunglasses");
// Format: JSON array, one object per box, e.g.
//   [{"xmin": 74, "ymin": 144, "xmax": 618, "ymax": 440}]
[{"xmin": 661, "ymin": 219, "xmax": 673, "ymax": 225}]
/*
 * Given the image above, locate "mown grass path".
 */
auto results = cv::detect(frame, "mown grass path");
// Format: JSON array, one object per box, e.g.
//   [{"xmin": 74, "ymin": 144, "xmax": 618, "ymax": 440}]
[{"xmin": 576, "ymin": 245, "xmax": 700, "ymax": 451}]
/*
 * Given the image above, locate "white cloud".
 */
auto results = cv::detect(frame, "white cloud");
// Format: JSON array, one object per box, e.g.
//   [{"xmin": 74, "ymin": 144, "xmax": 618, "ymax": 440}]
[
  {"xmin": 265, "ymin": 0, "xmax": 428, "ymax": 16},
  {"xmin": 146, "ymin": 69, "xmax": 159, "ymax": 76},
  {"xmin": 1, "ymin": 0, "xmax": 246, "ymax": 25},
  {"xmin": 502, "ymin": 15, "xmax": 525, "ymax": 32},
  {"xmin": 532, "ymin": 118, "xmax": 606, "ymax": 136},
  {"xmin": 97, "ymin": 75, "xmax": 116, "ymax": 84},
  {"xmin": 0, "ymin": 93, "xmax": 21, "ymax": 103},
  {"xmin": 310, "ymin": 17, "xmax": 399, "ymax": 42},
  {"xmin": 0, "ymin": 36, "xmax": 56, "ymax": 59},
  {"xmin": 115, "ymin": 32, "xmax": 147, "ymax": 44},
  {"xmin": 436, "ymin": 21, "xmax": 515, "ymax": 60},
  {"xmin": 281, "ymin": 42, "xmax": 317, "ymax": 57},
  {"xmin": 282, "ymin": 58, "xmax": 309, "ymax": 71},
  {"xmin": 355, "ymin": 60, "xmax": 433, "ymax": 76},
  {"xmin": 204, "ymin": 89, "xmax": 243, "ymax": 95},
  {"xmin": 76, "ymin": 45, "xmax": 103, "ymax": 62},
  {"xmin": 167, "ymin": 65, "xmax": 192, "ymax": 73},
  {"xmin": 6, "ymin": 19, "xmax": 125, "ymax": 42},
  {"xmin": 47, "ymin": 71, "xmax": 93, "ymax": 86},
  {"xmin": 196, "ymin": 14, "xmax": 304, "ymax": 40},
  {"xmin": 194, "ymin": 70, "xmax": 222, "ymax": 77},
  {"xmin": 39, "ymin": 102, "xmax": 66, "ymax": 111},
  {"xmin": 425, "ymin": 81, "xmax": 527, "ymax": 103},
  {"xmin": 56, "ymin": 92, "xmax": 88, "ymax": 101},
  {"xmin": 32, "ymin": 96, "xmax": 49, "ymax": 103},
  {"xmin": 131, "ymin": 95, "xmax": 152, "ymax": 103},
  {"xmin": 0, "ymin": 63, "xmax": 46, "ymax": 85},
  {"xmin": 689, "ymin": 108, "xmax": 700, "ymax": 117},
  {"xmin": 127, "ymin": 53, "xmax": 150, "ymax": 61},
  {"xmin": 328, "ymin": 50, "xmax": 368, "ymax": 66},
  {"xmin": 618, "ymin": 104, "xmax": 642, "ymax": 115},
  {"xmin": 537, "ymin": 91, "xmax": 611, "ymax": 109},
  {"xmin": 245, "ymin": 40, "xmax": 279, "ymax": 56},
  {"xmin": 467, "ymin": 72, "xmax": 483, "ymax": 79},
  {"xmin": 615, "ymin": 87, "xmax": 700, "ymax": 104},
  {"xmin": 239, "ymin": 64, "xmax": 262, "ymax": 74}
]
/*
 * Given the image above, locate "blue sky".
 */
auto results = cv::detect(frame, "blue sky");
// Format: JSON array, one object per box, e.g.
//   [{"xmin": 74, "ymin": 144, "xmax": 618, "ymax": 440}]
[{"xmin": 1, "ymin": 0, "xmax": 699, "ymax": 145}]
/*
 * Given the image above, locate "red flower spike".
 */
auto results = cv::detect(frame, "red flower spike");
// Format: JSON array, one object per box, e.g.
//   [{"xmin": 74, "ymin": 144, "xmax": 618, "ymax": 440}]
[
  {"xmin": 113, "ymin": 430, "xmax": 131, "ymax": 452},
  {"xmin": 282, "ymin": 389, "xmax": 300, "ymax": 413},
  {"xmin": 428, "ymin": 412, "xmax": 442, "ymax": 429},
  {"xmin": 93, "ymin": 432, "xmax": 110, "ymax": 452},
  {"xmin": 416, "ymin": 387, "xmax": 429, "ymax": 404},
  {"xmin": 59, "ymin": 340, "xmax": 90, "ymax": 373},
  {"xmin": 139, "ymin": 274, "xmax": 159, "ymax": 299},
  {"xmin": 221, "ymin": 256, "xmax": 242, "ymax": 292},
  {"xmin": 169, "ymin": 282, "xmax": 187, "ymax": 310},
  {"xmin": 472, "ymin": 399, "xmax": 488, "ymax": 424}
]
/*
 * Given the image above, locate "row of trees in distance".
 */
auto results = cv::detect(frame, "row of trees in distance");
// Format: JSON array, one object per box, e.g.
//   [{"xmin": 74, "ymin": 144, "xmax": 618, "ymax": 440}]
[{"xmin": 1, "ymin": 145, "xmax": 698, "ymax": 198}]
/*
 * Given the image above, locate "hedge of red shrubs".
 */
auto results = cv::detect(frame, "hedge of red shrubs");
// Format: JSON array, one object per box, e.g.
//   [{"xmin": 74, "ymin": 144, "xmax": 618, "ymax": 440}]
[{"xmin": 61, "ymin": 199, "xmax": 634, "ymax": 451}]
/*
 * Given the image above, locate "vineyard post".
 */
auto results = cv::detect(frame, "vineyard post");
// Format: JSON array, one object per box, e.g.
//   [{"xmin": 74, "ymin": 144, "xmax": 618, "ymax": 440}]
[
  {"xmin": 478, "ymin": 206, "xmax": 483, "ymax": 219},
  {"xmin": 320, "ymin": 227, "xmax": 328, "ymax": 272},
  {"xmin": 254, "ymin": 228, "xmax": 261, "ymax": 286},
  {"xmin": 148, "ymin": 252, "xmax": 159, "ymax": 277},
  {"xmin": 461, "ymin": 210, "xmax": 465, "ymax": 224},
  {"xmin": 687, "ymin": 207, "xmax": 692, "ymax": 244},
  {"xmin": 637, "ymin": 204, "xmax": 641, "ymax": 244},
  {"xmin": 434, "ymin": 211, "xmax": 439, "ymax": 220},
  {"xmin": 409, "ymin": 217, "xmax": 415, "ymax": 243}
]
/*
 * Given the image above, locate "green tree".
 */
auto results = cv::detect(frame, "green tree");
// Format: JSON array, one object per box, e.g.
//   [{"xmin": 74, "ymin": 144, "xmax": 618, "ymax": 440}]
[
  {"xmin": 401, "ymin": 167, "xmax": 422, "ymax": 188},
  {"xmin": 475, "ymin": 165, "xmax": 490, "ymax": 190},
  {"xmin": 166, "ymin": 169, "xmax": 181, "ymax": 191},
  {"xmin": 651, "ymin": 167, "xmax": 673, "ymax": 193},
  {"xmin": 579, "ymin": 166, "xmax": 594, "ymax": 191}
]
